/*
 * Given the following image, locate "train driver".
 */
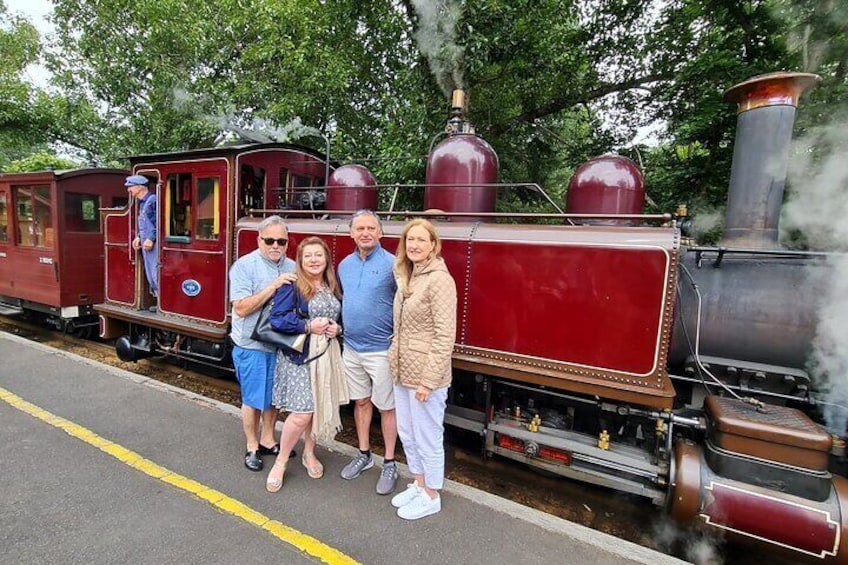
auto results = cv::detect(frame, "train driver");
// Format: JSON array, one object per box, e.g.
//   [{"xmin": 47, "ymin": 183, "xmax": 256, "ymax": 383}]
[{"xmin": 125, "ymin": 175, "xmax": 160, "ymax": 302}]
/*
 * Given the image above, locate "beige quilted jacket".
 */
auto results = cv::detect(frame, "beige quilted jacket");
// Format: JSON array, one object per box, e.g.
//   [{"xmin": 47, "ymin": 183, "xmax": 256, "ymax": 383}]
[{"xmin": 388, "ymin": 256, "xmax": 457, "ymax": 390}]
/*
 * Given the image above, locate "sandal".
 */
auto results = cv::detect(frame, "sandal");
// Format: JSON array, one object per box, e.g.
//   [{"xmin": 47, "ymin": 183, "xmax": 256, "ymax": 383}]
[
  {"xmin": 302, "ymin": 454, "xmax": 324, "ymax": 479},
  {"xmin": 265, "ymin": 460, "xmax": 287, "ymax": 493}
]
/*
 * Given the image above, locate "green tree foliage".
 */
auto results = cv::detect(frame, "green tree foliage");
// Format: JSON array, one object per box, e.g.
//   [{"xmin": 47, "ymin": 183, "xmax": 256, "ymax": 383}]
[
  {"xmin": 3, "ymin": 150, "xmax": 80, "ymax": 173},
  {"xmin": 22, "ymin": 0, "xmax": 848, "ymax": 219},
  {"xmin": 0, "ymin": 0, "xmax": 48, "ymax": 167}
]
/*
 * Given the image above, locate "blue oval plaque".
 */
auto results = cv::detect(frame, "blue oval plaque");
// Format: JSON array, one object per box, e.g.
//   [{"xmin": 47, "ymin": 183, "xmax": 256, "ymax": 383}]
[{"xmin": 181, "ymin": 279, "xmax": 201, "ymax": 297}]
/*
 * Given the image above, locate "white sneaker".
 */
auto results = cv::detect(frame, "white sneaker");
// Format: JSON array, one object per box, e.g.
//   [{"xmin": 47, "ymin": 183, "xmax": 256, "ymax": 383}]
[
  {"xmin": 391, "ymin": 481, "xmax": 422, "ymax": 508},
  {"xmin": 397, "ymin": 491, "xmax": 441, "ymax": 520}
]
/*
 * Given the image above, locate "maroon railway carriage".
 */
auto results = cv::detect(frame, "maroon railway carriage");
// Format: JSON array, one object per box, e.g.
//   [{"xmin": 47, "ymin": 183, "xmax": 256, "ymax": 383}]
[
  {"xmin": 95, "ymin": 73, "xmax": 848, "ymax": 563},
  {"xmin": 0, "ymin": 169, "xmax": 128, "ymax": 335},
  {"xmin": 95, "ymin": 143, "xmax": 329, "ymax": 362}
]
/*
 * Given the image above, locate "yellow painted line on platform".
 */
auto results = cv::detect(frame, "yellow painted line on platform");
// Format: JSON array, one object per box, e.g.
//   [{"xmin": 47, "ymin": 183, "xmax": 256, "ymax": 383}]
[{"xmin": 0, "ymin": 386, "xmax": 360, "ymax": 565}]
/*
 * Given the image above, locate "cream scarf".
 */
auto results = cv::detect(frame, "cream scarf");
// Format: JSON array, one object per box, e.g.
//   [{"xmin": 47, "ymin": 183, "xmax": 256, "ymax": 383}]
[{"xmin": 309, "ymin": 334, "xmax": 349, "ymax": 441}]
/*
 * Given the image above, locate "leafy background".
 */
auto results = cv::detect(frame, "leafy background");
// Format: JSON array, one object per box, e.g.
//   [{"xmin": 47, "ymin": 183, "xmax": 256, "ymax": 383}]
[{"xmin": 2, "ymin": 0, "xmax": 846, "ymax": 240}]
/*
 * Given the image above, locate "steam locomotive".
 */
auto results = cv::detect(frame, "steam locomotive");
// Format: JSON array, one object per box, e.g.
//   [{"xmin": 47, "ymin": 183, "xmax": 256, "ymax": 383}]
[{"xmin": 95, "ymin": 72, "xmax": 847, "ymax": 562}]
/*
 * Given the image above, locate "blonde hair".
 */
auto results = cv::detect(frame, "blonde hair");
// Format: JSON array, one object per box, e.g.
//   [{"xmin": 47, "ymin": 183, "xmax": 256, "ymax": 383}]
[
  {"xmin": 295, "ymin": 236, "xmax": 342, "ymax": 300},
  {"xmin": 394, "ymin": 218, "xmax": 442, "ymax": 297}
]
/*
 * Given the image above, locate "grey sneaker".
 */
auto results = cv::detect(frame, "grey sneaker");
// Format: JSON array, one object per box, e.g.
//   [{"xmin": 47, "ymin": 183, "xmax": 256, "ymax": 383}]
[
  {"xmin": 340, "ymin": 452, "xmax": 374, "ymax": 480},
  {"xmin": 376, "ymin": 461, "xmax": 399, "ymax": 495}
]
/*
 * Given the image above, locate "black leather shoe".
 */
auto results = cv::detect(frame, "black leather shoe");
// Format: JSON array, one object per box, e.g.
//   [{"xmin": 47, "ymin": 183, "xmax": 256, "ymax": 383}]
[
  {"xmin": 244, "ymin": 451, "xmax": 263, "ymax": 472},
  {"xmin": 258, "ymin": 443, "xmax": 280, "ymax": 456}
]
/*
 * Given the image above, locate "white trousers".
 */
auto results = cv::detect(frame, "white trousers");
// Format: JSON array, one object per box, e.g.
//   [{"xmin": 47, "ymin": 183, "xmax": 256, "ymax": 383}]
[{"xmin": 394, "ymin": 384, "xmax": 448, "ymax": 490}]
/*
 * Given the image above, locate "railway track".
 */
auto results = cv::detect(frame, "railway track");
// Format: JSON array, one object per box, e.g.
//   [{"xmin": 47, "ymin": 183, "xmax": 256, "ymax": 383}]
[{"xmin": 0, "ymin": 315, "xmax": 777, "ymax": 565}]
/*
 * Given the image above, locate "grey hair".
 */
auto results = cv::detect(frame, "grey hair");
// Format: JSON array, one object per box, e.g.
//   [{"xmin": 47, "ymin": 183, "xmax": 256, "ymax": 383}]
[
  {"xmin": 258, "ymin": 215, "xmax": 288, "ymax": 234},
  {"xmin": 348, "ymin": 209, "xmax": 382, "ymax": 230}
]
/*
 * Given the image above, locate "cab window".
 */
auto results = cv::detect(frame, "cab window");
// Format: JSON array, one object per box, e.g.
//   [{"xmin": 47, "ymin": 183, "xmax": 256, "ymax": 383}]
[
  {"xmin": 239, "ymin": 165, "xmax": 265, "ymax": 218},
  {"xmin": 195, "ymin": 177, "xmax": 220, "ymax": 240},
  {"xmin": 15, "ymin": 186, "xmax": 52, "ymax": 247},
  {"xmin": 165, "ymin": 173, "xmax": 220, "ymax": 242},
  {"xmin": 165, "ymin": 173, "xmax": 192, "ymax": 241}
]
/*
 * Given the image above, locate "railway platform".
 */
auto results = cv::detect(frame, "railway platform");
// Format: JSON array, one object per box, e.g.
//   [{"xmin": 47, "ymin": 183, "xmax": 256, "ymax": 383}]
[{"xmin": 0, "ymin": 332, "xmax": 689, "ymax": 565}]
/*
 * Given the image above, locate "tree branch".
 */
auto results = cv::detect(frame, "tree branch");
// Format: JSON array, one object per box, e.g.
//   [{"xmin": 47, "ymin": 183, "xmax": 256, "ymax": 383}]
[{"xmin": 489, "ymin": 72, "xmax": 672, "ymax": 135}]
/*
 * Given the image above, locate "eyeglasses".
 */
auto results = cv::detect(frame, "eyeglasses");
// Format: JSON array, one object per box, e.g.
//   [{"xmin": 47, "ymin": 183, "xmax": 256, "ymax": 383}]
[{"xmin": 260, "ymin": 237, "xmax": 288, "ymax": 246}]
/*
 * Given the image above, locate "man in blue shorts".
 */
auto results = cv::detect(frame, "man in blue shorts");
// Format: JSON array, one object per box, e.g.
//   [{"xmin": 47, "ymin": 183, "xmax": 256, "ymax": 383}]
[
  {"xmin": 338, "ymin": 210, "xmax": 399, "ymax": 494},
  {"xmin": 229, "ymin": 215, "xmax": 296, "ymax": 471}
]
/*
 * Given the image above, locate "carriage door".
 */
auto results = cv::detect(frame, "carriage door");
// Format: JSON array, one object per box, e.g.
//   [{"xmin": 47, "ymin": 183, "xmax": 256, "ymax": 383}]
[{"xmin": 158, "ymin": 164, "xmax": 228, "ymax": 324}]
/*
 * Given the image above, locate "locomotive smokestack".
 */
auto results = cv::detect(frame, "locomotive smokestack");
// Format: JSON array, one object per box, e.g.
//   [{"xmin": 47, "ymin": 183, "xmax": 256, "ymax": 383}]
[
  {"xmin": 451, "ymin": 89, "xmax": 466, "ymax": 115},
  {"xmin": 721, "ymin": 72, "xmax": 820, "ymax": 248},
  {"xmin": 447, "ymin": 89, "xmax": 469, "ymax": 134}
]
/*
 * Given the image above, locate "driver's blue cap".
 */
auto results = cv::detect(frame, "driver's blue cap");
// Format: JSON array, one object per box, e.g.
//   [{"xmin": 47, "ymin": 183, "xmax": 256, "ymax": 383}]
[{"xmin": 124, "ymin": 175, "xmax": 149, "ymax": 187}]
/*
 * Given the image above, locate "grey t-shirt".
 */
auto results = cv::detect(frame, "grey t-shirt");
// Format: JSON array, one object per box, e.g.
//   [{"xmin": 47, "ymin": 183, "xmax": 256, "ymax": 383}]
[{"xmin": 229, "ymin": 249, "xmax": 296, "ymax": 351}]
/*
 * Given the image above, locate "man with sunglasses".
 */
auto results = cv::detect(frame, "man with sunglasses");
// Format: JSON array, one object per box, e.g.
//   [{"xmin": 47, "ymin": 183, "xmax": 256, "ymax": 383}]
[{"xmin": 229, "ymin": 215, "xmax": 297, "ymax": 472}]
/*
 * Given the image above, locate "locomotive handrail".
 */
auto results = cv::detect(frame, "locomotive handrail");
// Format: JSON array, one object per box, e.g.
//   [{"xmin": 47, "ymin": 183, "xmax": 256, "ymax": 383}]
[
  {"xmin": 689, "ymin": 246, "xmax": 830, "ymax": 268},
  {"xmin": 247, "ymin": 208, "xmax": 673, "ymax": 221}
]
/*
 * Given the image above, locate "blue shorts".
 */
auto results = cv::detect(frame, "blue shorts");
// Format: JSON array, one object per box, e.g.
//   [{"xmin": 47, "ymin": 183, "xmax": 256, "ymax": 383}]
[{"xmin": 232, "ymin": 346, "xmax": 276, "ymax": 410}]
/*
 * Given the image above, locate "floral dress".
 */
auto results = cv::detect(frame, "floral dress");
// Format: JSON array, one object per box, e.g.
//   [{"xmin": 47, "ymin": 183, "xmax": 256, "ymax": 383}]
[{"xmin": 272, "ymin": 286, "xmax": 340, "ymax": 413}]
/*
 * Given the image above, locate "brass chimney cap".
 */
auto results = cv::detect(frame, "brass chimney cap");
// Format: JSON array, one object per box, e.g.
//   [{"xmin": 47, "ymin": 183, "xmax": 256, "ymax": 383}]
[{"xmin": 723, "ymin": 72, "xmax": 821, "ymax": 113}]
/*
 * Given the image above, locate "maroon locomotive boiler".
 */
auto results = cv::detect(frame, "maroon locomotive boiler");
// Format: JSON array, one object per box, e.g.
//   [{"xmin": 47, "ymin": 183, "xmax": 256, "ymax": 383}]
[
  {"xmin": 0, "ymin": 168, "xmax": 128, "ymax": 335},
  {"xmin": 95, "ymin": 74, "xmax": 847, "ymax": 562}
]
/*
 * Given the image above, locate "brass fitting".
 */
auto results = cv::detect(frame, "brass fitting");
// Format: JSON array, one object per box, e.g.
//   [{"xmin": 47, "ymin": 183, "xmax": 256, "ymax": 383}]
[{"xmin": 598, "ymin": 429, "xmax": 610, "ymax": 450}]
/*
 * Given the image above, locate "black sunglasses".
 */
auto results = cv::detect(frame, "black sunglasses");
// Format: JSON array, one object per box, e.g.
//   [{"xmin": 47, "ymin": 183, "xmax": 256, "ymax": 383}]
[{"xmin": 260, "ymin": 237, "xmax": 288, "ymax": 246}]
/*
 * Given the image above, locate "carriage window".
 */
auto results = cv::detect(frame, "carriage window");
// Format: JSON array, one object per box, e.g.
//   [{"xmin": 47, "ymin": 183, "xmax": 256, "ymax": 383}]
[
  {"xmin": 65, "ymin": 193, "xmax": 101, "ymax": 233},
  {"xmin": 195, "ymin": 177, "xmax": 219, "ymax": 240},
  {"xmin": 165, "ymin": 173, "xmax": 193, "ymax": 242},
  {"xmin": 15, "ymin": 186, "xmax": 52, "ymax": 247},
  {"xmin": 0, "ymin": 193, "xmax": 7, "ymax": 242}
]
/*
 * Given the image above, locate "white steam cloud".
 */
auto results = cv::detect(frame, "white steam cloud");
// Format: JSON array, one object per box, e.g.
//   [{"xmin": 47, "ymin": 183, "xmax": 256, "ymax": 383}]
[
  {"xmin": 691, "ymin": 206, "xmax": 724, "ymax": 243},
  {"xmin": 169, "ymin": 87, "xmax": 325, "ymax": 147},
  {"xmin": 213, "ymin": 114, "xmax": 325, "ymax": 146},
  {"xmin": 782, "ymin": 120, "xmax": 848, "ymax": 434},
  {"xmin": 649, "ymin": 518, "xmax": 725, "ymax": 565},
  {"xmin": 411, "ymin": 0, "xmax": 465, "ymax": 96}
]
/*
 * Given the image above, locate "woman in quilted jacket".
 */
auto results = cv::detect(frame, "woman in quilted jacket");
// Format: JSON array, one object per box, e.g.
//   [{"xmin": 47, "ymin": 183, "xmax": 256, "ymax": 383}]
[{"xmin": 388, "ymin": 218, "xmax": 457, "ymax": 520}]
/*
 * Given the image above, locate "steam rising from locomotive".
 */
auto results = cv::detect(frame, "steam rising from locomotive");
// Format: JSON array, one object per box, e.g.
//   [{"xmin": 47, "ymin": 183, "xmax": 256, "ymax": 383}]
[
  {"xmin": 783, "ymin": 119, "xmax": 848, "ymax": 436},
  {"xmin": 411, "ymin": 0, "xmax": 465, "ymax": 96}
]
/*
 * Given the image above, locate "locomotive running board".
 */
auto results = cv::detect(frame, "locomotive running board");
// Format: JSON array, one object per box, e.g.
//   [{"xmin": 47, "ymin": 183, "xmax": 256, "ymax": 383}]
[
  {"xmin": 95, "ymin": 303, "xmax": 228, "ymax": 342},
  {"xmin": 486, "ymin": 419, "xmax": 667, "ymax": 504}
]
